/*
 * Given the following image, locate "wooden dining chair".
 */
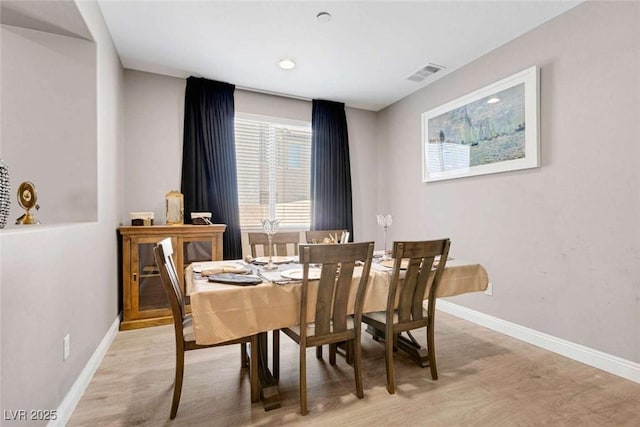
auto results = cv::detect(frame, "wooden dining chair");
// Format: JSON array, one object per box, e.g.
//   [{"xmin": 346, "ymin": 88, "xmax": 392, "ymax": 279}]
[
  {"xmin": 246, "ymin": 230, "xmax": 300, "ymax": 377},
  {"xmin": 248, "ymin": 231, "xmax": 300, "ymax": 257},
  {"xmin": 153, "ymin": 238, "xmax": 259, "ymax": 419},
  {"xmin": 306, "ymin": 229, "xmax": 350, "ymax": 359},
  {"xmin": 305, "ymin": 229, "xmax": 348, "ymax": 244},
  {"xmin": 362, "ymin": 239, "xmax": 450, "ymax": 394},
  {"xmin": 279, "ymin": 241, "xmax": 374, "ymax": 415}
]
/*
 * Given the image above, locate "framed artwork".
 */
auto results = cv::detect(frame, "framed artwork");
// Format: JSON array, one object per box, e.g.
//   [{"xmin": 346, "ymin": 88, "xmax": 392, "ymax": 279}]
[{"xmin": 422, "ymin": 66, "xmax": 539, "ymax": 182}]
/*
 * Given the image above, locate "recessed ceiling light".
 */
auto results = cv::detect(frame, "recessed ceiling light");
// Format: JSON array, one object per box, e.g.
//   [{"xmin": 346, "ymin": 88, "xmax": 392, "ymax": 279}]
[
  {"xmin": 316, "ymin": 12, "xmax": 332, "ymax": 23},
  {"xmin": 487, "ymin": 97, "xmax": 500, "ymax": 104},
  {"xmin": 278, "ymin": 59, "xmax": 296, "ymax": 70}
]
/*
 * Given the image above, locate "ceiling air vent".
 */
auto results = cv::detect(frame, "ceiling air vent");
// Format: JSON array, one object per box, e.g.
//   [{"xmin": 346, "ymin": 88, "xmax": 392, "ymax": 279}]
[{"xmin": 406, "ymin": 63, "xmax": 444, "ymax": 82}]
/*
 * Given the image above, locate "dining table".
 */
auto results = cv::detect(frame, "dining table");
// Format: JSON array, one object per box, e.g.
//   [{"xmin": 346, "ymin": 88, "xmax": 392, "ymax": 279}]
[{"xmin": 185, "ymin": 256, "xmax": 488, "ymax": 410}]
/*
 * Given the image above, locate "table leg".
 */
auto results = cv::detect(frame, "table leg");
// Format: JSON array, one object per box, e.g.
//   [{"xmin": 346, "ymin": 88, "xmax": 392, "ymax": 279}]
[
  {"xmin": 365, "ymin": 326, "xmax": 430, "ymax": 368},
  {"xmin": 257, "ymin": 332, "xmax": 281, "ymax": 411},
  {"xmin": 272, "ymin": 330, "xmax": 279, "ymax": 381}
]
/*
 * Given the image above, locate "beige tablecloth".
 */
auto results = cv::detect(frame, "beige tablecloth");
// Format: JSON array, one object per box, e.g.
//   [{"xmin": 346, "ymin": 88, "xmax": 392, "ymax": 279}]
[{"xmin": 188, "ymin": 260, "xmax": 488, "ymax": 345}]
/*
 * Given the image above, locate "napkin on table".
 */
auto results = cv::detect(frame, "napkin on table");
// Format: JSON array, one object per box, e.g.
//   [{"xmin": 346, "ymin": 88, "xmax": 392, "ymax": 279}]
[{"xmin": 200, "ymin": 264, "xmax": 249, "ymax": 276}]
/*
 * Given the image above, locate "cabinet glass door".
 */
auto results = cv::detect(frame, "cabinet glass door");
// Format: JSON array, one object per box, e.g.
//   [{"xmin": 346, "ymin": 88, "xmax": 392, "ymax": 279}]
[
  {"xmin": 183, "ymin": 240, "xmax": 213, "ymax": 264},
  {"xmin": 137, "ymin": 242, "xmax": 168, "ymax": 312}
]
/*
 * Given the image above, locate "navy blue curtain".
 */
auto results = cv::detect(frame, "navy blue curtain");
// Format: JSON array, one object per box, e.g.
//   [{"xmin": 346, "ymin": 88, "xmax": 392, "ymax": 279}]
[
  {"xmin": 181, "ymin": 77, "xmax": 242, "ymax": 260},
  {"xmin": 310, "ymin": 99, "xmax": 353, "ymax": 240}
]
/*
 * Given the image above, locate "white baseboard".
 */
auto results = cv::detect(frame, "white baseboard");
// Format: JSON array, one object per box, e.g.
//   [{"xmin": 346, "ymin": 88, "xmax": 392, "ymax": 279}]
[
  {"xmin": 435, "ymin": 300, "xmax": 640, "ymax": 384},
  {"xmin": 48, "ymin": 316, "xmax": 120, "ymax": 427}
]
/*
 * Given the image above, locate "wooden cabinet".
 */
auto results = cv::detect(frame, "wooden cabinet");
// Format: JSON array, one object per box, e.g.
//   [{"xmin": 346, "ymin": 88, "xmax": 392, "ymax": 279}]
[{"xmin": 118, "ymin": 224, "xmax": 226, "ymax": 330}]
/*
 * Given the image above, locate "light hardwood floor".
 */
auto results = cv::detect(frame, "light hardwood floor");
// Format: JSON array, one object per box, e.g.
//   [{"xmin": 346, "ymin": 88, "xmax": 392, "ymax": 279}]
[{"xmin": 69, "ymin": 312, "xmax": 640, "ymax": 426}]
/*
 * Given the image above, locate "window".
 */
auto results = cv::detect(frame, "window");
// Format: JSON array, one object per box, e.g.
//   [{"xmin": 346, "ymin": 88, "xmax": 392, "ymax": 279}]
[{"xmin": 235, "ymin": 113, "xmax": 312, "ymax": 229}]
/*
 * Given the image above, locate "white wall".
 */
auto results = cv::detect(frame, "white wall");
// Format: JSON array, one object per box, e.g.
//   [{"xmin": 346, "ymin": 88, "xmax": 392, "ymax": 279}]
[
  {"xmin": 0, "ymin": 1, "xmax": 124, "ymax": 424},
  {"xmin": 123, "ymin": 70, "xmax": 380, "ymax": 255},
  {"xmin": 377, "ymin": 1, "xmax": 640, "ymax": 362}
]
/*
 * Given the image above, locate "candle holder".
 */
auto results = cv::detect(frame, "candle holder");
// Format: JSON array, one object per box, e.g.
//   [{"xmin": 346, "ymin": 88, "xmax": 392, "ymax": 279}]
[
  {"xmin": 376, "ymin": 214, "xmax": 393, "ymax": 261},
  {"xmin": 261, "ymin": 218, "xmax": 280, "ymax": 270}
]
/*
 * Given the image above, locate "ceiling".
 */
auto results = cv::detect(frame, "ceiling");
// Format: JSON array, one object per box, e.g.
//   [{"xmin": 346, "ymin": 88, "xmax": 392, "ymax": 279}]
[{"xmin": 98, "ymin": 1, "xmax": 581, "ymax": 111}]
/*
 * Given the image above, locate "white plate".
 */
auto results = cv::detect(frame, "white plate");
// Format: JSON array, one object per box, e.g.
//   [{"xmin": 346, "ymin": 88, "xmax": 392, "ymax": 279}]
[
  {"xmin": 281, "ymin": 268, "xmax": 322, "ymax": 280},
  {"xmin": 254, "ymin": 256, "xmax": 297, "ymax": 264}
]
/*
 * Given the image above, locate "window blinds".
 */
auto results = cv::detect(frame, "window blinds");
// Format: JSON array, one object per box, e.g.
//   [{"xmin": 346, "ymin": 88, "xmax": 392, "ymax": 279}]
[{"xmin": 234, "ymin": 114, "xmax": 312, "ymax": 229}]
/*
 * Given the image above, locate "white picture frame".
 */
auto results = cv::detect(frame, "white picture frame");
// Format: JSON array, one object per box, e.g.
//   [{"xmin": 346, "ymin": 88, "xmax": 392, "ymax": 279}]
[{"xmin": 422, "ymin": 66, "xmax": 540, "ymax": 182}]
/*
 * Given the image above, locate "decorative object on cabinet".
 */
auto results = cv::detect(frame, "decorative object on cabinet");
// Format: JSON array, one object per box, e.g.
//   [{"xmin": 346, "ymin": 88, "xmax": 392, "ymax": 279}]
[
  {"xmin": 0, "ymin": 159, "xmax": 9, "ymax": 229},
  {"xmin": 15, "ymin": 181, "xmax": 40, "ymax": 225},
  {"xmin": 191, "ymin": 212, "xmax": 212, "ymax": 225},
  {"xmin": 118, "ymin": 224, "xmax": 226, "ymax": 330},
  {"xmin": 130, "ymin": 211, "xmax": 154, "ymax": 226},
  {"xmin": 166, "ymin": 190, "xmax": 184, "ymax": 225},
  {"xmin": 422, "ymin": 66, "xmax": 539, "ymax": 182}
]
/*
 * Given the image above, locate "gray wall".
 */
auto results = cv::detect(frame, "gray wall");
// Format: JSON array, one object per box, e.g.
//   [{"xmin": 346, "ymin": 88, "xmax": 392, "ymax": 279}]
[
  {"xmin": 0, "ymin": 1, "xmax": 124, "ymax": 424},
  {"xmin": 1, "ymin": 25, "xmax": 97, "ymax": 224},
  {"xmin": 123, "ymin": 70, "xmax": 380, "ymax": 253},
  {"xmin": 377, "ymin": 1, "xmax": 640, "ymax": 362}
]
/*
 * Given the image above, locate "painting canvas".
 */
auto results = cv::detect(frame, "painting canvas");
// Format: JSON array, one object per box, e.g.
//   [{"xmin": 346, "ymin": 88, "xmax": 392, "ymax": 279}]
[{"xmin": 422, "ymin": 66, "xmax": 539, "ymax": 182}]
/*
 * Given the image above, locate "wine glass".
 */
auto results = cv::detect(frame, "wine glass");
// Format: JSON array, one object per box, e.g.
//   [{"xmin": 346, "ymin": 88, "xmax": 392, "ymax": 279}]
[
  {"xmin": 376, "ymin": 214, "xmax": 393, "ymax": 260},
  {"xmin": 261, "ymin": 218, "xmax": 280, "ymax": 270}
]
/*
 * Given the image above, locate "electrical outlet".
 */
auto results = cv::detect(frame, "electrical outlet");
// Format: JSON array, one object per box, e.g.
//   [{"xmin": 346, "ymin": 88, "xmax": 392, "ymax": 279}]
[
  {"xmin": 484, "ymin": 282, "xmax": 493, "ymax": 296},
  {"xmin": 63, "ymin": 334, "xmax": 70, "ymax": 361}
]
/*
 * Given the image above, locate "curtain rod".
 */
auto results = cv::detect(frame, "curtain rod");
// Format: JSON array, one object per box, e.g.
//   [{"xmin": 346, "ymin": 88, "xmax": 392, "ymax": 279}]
[{"xmin": 236, "ymin": 85, "xmax": 312, "ymax": 103}]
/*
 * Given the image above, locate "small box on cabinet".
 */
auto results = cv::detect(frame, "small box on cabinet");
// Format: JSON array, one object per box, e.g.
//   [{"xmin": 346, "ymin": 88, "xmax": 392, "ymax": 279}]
[
  {"xmin": 191, "ymin": 212, "xmax": 212, "ymax": 225},
  {"xmin": 130, "ymin": 211, "xmax": 154, "ymax": 226}
]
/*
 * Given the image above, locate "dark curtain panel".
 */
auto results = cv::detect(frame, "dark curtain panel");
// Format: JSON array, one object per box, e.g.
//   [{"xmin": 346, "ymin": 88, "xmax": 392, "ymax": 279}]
[
  {"xmin": 181, "ymin": 77, "xmax": 242, "ymax": 260},
  {"xmin": 310, "ymin": 99, "xmax": 353, "ymax": 240}
]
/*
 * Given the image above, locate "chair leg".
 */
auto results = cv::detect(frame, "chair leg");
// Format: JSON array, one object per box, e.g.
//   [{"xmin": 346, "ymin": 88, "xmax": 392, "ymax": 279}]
[
  {"xmin": 385, "ymin": 330, "xmax": 396, "ymax": 394},
  {"xmin": 353, "ymin": 338, "xmax": 364, "ymax": 399},
  {"xmin": 250, "ymin": 336, "xmax": 259, "ymax": 403},
  {"xmin": 346, "ymin": 340, "xmax": 354, "ymax": 366},
  {"xmin": 170, "ymin": 347, "xmax": 185, "ymax": 419},
  {"xmin": 240, "ymin": 343, "xmax": 248, "ymax": 368},
  {"xmin": 427, "ymin": 324, "xmax": 438, "ymax": 380},
  {"xmin": 300, "ymin": 345, "xmax": 308, "ymax": 415},
  {"xmin": 273, "ymin": 329, "xmax": 280, "ymax": 381},
  {"xmin": 329, "ymin": 343, "xmax": 337, "ymax": 365},
  {"xmin": 316, "ymin": 345, "xmax": 323, "ymax": 359}
]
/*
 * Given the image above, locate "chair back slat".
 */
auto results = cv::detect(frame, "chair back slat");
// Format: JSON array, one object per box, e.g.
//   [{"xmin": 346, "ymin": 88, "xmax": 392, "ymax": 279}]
[
  {"xmin": 298, "ymin": 242, "xmax": 374, "ymax": 341},
  {"xmin": 154, "ymin": 238, "xmax": 186, "ymax": 338},
  {"xmin": 398, "ymin": 257, "xmax": 421, "ymax": 322},
  {"xmin": 332, "ymin": 261, "xmax": 355, "ymax": 332},
  {"xmin": 314, "ymin": 262, "xmax": 338, "ymax": 336},
  {"xmin": 412, "ymin": 256, "xmax": 435, "ymax": 319}
]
